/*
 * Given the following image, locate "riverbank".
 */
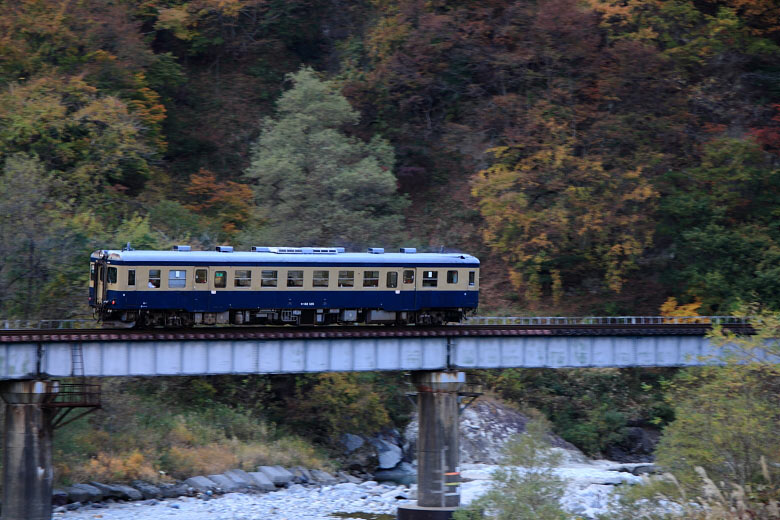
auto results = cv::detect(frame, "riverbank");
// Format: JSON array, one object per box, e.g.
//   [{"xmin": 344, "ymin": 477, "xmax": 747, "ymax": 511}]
[{"xmin": 55, "ymin": 457, "xmax": 654, "ymax": 519}]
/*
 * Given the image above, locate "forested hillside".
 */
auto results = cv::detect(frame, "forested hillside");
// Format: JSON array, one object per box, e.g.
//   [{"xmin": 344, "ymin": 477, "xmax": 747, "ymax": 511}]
[{"xmin": 1, "ymin": 0, "xmax": 779, "ymax": 317}]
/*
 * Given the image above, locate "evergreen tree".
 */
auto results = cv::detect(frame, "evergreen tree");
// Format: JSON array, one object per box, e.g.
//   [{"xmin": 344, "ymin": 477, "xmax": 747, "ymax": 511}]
[{"xmin": 244, "ymin": 67, "xmax": 408, "ymax": 247}]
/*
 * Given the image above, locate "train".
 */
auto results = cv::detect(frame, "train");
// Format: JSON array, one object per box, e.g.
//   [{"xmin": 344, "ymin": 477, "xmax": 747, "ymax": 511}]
[{"xmin": 89, "ymin": 246, "xmax": 480, "ymax": 327}]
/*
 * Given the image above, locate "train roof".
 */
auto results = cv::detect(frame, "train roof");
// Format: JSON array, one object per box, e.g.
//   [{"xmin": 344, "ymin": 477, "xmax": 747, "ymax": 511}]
[{"xmin": 91, "ymin": 248, "xmax": 480, "ymax": 267}]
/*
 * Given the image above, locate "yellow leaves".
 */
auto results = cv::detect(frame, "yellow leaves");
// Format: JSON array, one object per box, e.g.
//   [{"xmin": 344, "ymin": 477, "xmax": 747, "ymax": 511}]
[
  {"xmin": 155, "ymin": 7, "xmax": 195, "ymax": 41},
  {"xmin": 473, "ymin": 138, "xmax": 658, "ymax": 300},
  {"xmin": 82, "ymin": 450, "xmax": 159, "ymax": 483},
  {"xmin": 366, "ymin": 15, "xmax": 411, "ymax": 61},
  {"xmin": 660, "ymin": 297, "xmax": 702, "ymax": 317}
]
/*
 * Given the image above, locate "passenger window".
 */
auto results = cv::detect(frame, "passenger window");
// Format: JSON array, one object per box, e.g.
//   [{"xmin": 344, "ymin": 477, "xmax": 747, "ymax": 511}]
[
  {"xmin": 107, "ymin": 267, "xmax": 117, "ymax": 284},
  {"xmin": 261, "ymin": 270, "xmax": 278, "ymax": 287},
  {"xmin": 469, "ymin": 271, "xmax": 476, "ymax": 286},
  {"xmin": 148, "ymin": 269, "xmax": 161, "ymax": 288},
  {"xmin": 195, "ymin": 269, "xmax": 207, "ymax": 284},
  {"xmin": 287, "ymin": 270, "xmax": 304, "ymax": 287},
  {"xmin": 363, "ymin": 271, "xmax": 379, "ymax": 287},
  {"xmin": 128, "ymin": 269, "xmax": 136, "ymax": 286},
  {"xmin": 214, "ymin": 271, "xmax": 226, "ymax": 288},
  {"xmin": 387, "ymin": 272, "xmax": 398, "ymax": 289},
  {"xmin": 313, "ymin": 270, "xmax": 329, "ymax": 287},
  {"xmin": 422, "ymin": 271, "xmax": 438, "ymax": 287},
  {"xmin": 168, "ymin": 270, "xmax": 186, "ymax": 288},
  {"xmin": 338, "ymin": 271, "xmax": 354, "ymax": 287},
  {"xmin": 403, "ymin": 270, "xmax": 414, "ymax": 284},
  {"xmin": 234, "ymin": 270, "xmax": 252, "ymax": 287},
  {"xmin": 447, "ymin": 270, "xmax": 458, "ymax": 284}
]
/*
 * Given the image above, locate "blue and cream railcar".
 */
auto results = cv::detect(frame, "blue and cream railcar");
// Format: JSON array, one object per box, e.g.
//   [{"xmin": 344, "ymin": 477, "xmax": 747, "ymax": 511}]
[{"xmin": 90, "ymin": 246, "xmax": 479, "ymax": 327}]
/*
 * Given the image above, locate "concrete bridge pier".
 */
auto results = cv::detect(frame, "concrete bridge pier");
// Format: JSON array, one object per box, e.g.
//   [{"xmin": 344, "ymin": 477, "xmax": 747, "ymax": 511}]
[
  {"xmin": 397, "ymin": 371, "xmax": 465, "ymax": 520},
  {"xmin": 0, "ymin": 380, "xmax": 56, "ymax": 520}
]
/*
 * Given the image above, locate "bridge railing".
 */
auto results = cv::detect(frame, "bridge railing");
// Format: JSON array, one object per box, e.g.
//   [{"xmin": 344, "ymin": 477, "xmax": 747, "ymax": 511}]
[
  {"xmin": 461, "ymin": 316, "xmax": 750, "ymax": 326},
  {"xmin": 0, "ymin": 319, "xmax": 95, "ymax": 330}
]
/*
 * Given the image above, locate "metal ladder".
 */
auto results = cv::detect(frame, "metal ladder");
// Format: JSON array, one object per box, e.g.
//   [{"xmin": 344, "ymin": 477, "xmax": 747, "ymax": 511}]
[{"xmin": 71, "ymin": 343, "xmax": 84, "ymax": 378}]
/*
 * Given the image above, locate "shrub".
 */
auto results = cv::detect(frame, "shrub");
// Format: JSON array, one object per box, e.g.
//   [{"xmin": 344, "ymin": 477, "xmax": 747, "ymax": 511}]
[{"xmin": 454, "ymin": 418, "xmax": 568, "ymax": 520}]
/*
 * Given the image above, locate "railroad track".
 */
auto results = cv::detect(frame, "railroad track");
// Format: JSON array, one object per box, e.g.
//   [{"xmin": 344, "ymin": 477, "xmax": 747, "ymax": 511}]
[{"xmin": 0, "ymin": 320, "xmax": 753, "ymax": 343}]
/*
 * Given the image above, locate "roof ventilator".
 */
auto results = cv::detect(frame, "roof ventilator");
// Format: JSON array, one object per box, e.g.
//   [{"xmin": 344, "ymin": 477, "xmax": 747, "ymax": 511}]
[
  {"xmin": 368, "ymin": 248, "xmax": 384, "ymax": 254},
  {"xmin": 215, "ymin": 246, "xmax": 234, "ymax": 253},
  {"xmin": 173, "ymin": 245, "xmax": 191, "ymax": 251},
  {"xmin": 252, "ymin": 247, "xmax": 344, "ymax": 254},
  {"xmin": 400, "ymin": 248, "xmax": 417, "ymax": 254}
]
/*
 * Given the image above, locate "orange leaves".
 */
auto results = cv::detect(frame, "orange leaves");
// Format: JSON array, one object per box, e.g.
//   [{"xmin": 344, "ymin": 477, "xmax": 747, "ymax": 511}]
[
  {"xmin": 127, "ymin": 73, "xmax": 167, "ymax": 152},
  {"xmin": 185, "ymin": 168, "xmax": 253, "ymax": 235}
]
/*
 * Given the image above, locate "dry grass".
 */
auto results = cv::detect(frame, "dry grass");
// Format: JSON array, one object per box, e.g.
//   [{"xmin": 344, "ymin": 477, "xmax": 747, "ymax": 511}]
[{"xmin": 613, "ymin": 460, "xmax": 779, "ymax": 520}]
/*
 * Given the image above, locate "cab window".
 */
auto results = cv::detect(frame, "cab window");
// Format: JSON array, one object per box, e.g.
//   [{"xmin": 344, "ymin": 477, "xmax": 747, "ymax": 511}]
[
  {"xmin": 287, "ymin": 270, "xmax": 304, "ymax": 287},
  {"xmin": 128, "ymin": 269, "xmax": 136, "ymax": 286},
  {"xmin": 469, "ymin": 271, "xmax": 476, "ymax": 286},
  {"xmin": 447, "ymin": 270, "xmax": 458, "ymax": 284},
  {"xmin": 195, "ymin": 269, "xmax": 207, "ymax": 284},
  {"xmin": 234, "ymin": 270, "xmax": 252, "ymax": 287},
  {"xmin": 313, "ymin": 270, "xmax": 329, "ymax": 287},
  {"xmin": 338, "ymin": 271, "xmax": 354, "ymax": 287},
  {"xmin": 403, "ymin": 270, "xmax": 414, "ymax": 284},
  {"xmin": 107, "ymin": 267, "xmax": 117, "ymax": 284},
  {"xmin": 214, "ymin": 271, "xmax": 226, "ymax": 288},
  {"xmin": 387, "ymin": 272, "xmax": 398, "ymax": 289},
  {"xmin": 422, "ymin": 271, "xmax": 438, "ymax": 287},
  {"xmin": 261, "ymin": 270, "xmax": 278, "ymax": 287},
  {"xmin": 168, "ymin": 270, "xmax": 186, "ymax": 288},
  {"xmin": 363, "ymin": 271, "xmax": 379, "ymax": 287},
  {"xmin": 148, "ymin": 269, "xmax": 161, "ymax": 288}
]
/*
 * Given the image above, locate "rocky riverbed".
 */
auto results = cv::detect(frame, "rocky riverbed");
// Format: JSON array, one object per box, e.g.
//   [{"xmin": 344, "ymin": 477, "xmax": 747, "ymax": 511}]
[{"xmin": 55, "ymin": 458, "xmax": 654, "ymax": 520}]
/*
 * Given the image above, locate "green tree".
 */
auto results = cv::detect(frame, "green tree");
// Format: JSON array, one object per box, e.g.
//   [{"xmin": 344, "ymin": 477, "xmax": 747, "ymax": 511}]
[
  {"xmin": 654, "ymin": 306, "xmax": 780, "ymax": 495},
  {"xmin": 659, "ymin": 138, "xmax": 780, "ymax": 313},
  {"xmin": 454, "ymin": 418, "xmax": 568, "ymax": 520},
  {"xmin": 244, "ymin": 67, "xmax": 408, "ymax": 246}
]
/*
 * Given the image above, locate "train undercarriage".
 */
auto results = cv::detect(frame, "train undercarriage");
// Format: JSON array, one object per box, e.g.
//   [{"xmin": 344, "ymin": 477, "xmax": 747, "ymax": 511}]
[{"xmin": 98, "ymin": 308, "xmax": 466, "ymax": 328}]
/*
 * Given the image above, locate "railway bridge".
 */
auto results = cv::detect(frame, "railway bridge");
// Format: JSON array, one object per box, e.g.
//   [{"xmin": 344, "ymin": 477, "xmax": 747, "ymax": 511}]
[{"xmin": 0, "ymin": 317, "xmax": 757, "ymax": 520}]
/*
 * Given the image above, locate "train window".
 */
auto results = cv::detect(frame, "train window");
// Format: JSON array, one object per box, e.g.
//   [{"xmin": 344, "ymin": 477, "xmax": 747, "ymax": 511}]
[
  {"xmin": 168, "ymin": 270, "xmax": 186, "ymax": 288},
  {"xmin": 287, "ymin": 270, "xmax": 304, "ymax": 287},
  {"xmin": 469, "ymin": 271, "xmax": 475, "ymax": 286},
  {"xmin": 195, "ymin": 269, "xmax": 207, "ymax": 284},
  {"xmin": 128, "ymin": 269, "xmax": 136, "ymax": 286},
  {"xmin": 403, "ymin": 270, "xmax": 414, "ymax": 284},
  {"xmin": 234, "ymin": 270, "xmax": 252, "ymax": 287},
  {"xmin": 422, "ymin": 271, "xmax": 438, "ymax": 287},
  {"xmin": 148, "ymin": 269, "xmax": 161, "ymax": 288},
  {"xmin": 107, "ymin": 267, "xmax": 117, "ymax": 284},
  {"xmin": 90, "ymin": 263, "xmax": 95, "ymax": 275},
  {"xmin": 387, "ymin": 272, "xmax": 398, "ymax": 288},
  {"xmin": 363, "ymin": 271, "xmax": 379, "ymax": 287},
  {"xmin": 261, "ymin": 270, "xmax": 277, "ymax": 287},
  {"xmin": 447, "ymin": 270, "xmax": 458, "ymax": 284},
  {"xmin": 313, "ymin": 270, "xmax": 329, "ymax": 287},
  {"xmin": 214, "ymin": 271, "xmax": 226, "ymax": 288},
  {"xmin": 338, "ymin": 271, "xmax": 354, "ymax": 287}
]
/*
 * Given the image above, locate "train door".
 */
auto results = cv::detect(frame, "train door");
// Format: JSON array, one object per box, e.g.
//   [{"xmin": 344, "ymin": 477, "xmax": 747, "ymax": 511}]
[
  {"xmin": 93, "ymin": 255, "xmax": 108, "ymax": 308},
  {"xmin": 192, "ymin": 267, "xmax": 210, "ymax": 311},
  {"xmin": 401, "ymin": 268, "xmax": 416, "ymax": 310}
]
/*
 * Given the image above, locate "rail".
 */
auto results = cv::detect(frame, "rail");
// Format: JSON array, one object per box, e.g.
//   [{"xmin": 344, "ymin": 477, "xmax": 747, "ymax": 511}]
[
  {"xmin": 0, "ymin": 316, "xmax": 751, "ymax": 330},
  {"xmin": 461, "ymin": 316, "xmax": 749, "ymax": 326}
]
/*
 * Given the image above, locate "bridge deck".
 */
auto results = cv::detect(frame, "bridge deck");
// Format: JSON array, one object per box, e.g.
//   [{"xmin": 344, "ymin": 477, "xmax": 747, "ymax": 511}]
[{"xmin": 0, "ymin": 324, "xmax": 757, "ymax": 379}]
